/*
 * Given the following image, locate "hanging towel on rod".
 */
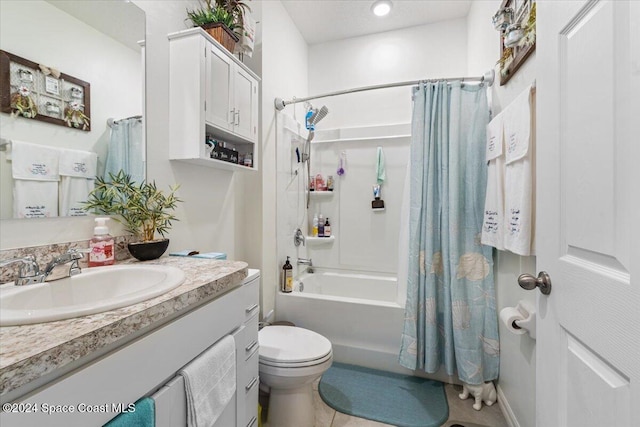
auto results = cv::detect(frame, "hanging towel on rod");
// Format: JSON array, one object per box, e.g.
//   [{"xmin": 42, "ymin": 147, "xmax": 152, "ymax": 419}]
[
  {"xmin": 11, "ymin": 141, "xmax": 60, "ymax": 219},
  {"xmin": 59, "ymin": 148, "xmax": 97, "ymax": 217},
  {"xmin": 503, "ymin": 85, "xmax": 535, "ymax": 256},
  {"xmin": 179, "ymin": 335, "xmax": 236, "ymax": 427},
  {"xmin": 481, "ymin": 110, "xmax": 506, "ymax": 250}
]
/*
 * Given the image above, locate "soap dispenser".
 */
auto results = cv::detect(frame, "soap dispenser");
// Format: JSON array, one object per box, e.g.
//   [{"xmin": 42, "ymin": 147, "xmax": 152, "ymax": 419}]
[{"xmin": 89, "ymin": 217, "xmax": 115, "ymax": 267}]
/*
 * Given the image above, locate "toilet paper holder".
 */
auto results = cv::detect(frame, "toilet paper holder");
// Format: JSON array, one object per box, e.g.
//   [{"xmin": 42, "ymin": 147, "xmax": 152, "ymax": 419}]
[{"xmin": 513, "ymin": 300, "xmax": 536, "ymax": 339}]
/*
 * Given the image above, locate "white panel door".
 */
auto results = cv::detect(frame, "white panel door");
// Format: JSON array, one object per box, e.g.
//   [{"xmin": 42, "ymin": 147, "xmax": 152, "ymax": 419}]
[
  {"xmin": 233, "ymin": 67, "xmax": 256, "ymax": 142},
  {"xmin": 537, "ymin": 1, "xmax": 640, "ymax": 427},
  {"xmin": 206, "ymin": 43, "xmax": 234, "ymax": 131}
]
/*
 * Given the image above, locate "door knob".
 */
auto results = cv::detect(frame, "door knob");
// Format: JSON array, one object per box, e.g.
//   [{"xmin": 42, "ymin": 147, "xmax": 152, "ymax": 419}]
[{"xmin": 518, "ymin": 271, "xmax": 552, "ymax": 295}]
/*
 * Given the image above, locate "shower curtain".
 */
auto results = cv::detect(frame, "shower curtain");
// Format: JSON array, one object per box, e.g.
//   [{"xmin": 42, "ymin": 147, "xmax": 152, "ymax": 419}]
[
  {"xmin": 104, "ymin": 117, "xmax": 144, "ymax": 184},
  {"xmin": 399, "ymin": 82, "xmax": 499, "ymax": 385}
]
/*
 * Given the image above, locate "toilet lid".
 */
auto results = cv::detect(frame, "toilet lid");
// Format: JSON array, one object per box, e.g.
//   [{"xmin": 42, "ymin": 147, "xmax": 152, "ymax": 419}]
[{"xmin": 259, "ymin": 326, "xmax": 332, "ymax": 364}]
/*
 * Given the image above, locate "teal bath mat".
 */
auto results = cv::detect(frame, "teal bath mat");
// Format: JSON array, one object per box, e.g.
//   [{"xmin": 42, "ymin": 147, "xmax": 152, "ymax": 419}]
[{"xmin": 319, "ymin": 363, "xmax": 448, "ymax": 427}]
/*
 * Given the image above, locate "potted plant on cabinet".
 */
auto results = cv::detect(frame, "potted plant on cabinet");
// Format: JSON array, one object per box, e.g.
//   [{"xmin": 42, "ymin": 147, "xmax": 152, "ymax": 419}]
[
  {"xmin": 186, "ymin": 0, "xmax": 250, "ymax": 53},
  {"xmin": 83, "ymin": 170, "xmax": 183, "ymax": 261}
]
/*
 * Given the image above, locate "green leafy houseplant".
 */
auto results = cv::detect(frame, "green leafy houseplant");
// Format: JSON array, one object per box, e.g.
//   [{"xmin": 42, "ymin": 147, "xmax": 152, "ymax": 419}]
[
  {"xmin": 84, "ymin": 170, "xmax": 182, "ymax": 243},
  {"xmin": 186, "ymin": 0, "xmax": 251, "ymax": 37}
]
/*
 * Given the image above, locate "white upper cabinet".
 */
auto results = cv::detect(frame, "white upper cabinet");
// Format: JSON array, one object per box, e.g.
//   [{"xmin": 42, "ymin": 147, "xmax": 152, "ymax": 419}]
[
  {"xmin": 206, "ymin": 45, "xmax": 234, "ymax": 132},
  {"xmin": 232, "ymin": 67, "xmax": 258, "ymax": 141},
  {"xmin": 169, "ymin": 29, "xmax": 260, "ymax": 171}
]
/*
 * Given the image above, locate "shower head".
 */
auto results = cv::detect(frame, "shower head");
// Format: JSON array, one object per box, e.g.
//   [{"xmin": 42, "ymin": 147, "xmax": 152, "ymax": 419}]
[{"xmin": 309, "ymin": 106, "xmax": 329, "ymax": 127}]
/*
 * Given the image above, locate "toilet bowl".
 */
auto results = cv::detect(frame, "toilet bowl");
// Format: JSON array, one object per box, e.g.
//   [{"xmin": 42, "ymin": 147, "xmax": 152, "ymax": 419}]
[{"xmin": 258, "ymin": 325, "xmax": 333, "ymax": 427}]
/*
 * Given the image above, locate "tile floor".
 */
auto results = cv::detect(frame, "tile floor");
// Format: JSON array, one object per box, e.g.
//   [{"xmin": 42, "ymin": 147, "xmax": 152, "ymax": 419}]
[{"xmin": 263, "ymin": 379, "xmax": 509, "ymax": 427}]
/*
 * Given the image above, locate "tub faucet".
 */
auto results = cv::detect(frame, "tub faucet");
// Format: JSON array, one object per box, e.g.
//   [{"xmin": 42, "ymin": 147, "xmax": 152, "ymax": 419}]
[{"xmin": 297, "ymin": 257, "xmax": 314, "ymax": 273}]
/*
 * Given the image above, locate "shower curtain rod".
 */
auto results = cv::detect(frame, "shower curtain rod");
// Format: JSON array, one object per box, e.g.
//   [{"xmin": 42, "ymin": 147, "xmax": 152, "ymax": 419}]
[{"xmin": 275, "ymin": 70, "xmax": 495, "ymax": 111}]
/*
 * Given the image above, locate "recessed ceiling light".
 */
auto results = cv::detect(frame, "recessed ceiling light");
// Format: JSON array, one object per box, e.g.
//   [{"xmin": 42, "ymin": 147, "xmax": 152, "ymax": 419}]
[{"xmin": 371, "ymin": 0, "xmax": 392, "ymax": 17}]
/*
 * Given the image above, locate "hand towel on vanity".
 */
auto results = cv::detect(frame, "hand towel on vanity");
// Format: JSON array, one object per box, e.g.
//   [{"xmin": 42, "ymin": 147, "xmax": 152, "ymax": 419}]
[
  {"xmin": 481, "ymin": 110, "xmax": 506, "ymax": 250},
  {"xmin": 11, "ymin": 140, "xmax": 60, "ymax": 218},
  {"xmin": 503, "ymin": 85, "xmax": 535, "ymax": 256},
  {"xmin": 179, "ymin": 335, "xmax": 236, "ymax": 427},
  {"xmin": 59, "ymin": 148, "xmax": 98, "ymax": 216}
]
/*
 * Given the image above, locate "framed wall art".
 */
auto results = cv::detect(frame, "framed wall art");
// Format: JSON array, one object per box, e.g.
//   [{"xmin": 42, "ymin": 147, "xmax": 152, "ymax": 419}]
[
  {"xmin": 0, "ymin": 50, "xmax": 91, "ymax": 131},
  {"xmin": 495, "ymin": 0, "xmax": 536, "ymax": 86}
]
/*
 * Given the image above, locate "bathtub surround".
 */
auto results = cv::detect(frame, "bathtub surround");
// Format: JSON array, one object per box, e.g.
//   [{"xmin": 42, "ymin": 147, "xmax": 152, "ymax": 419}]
[{"xmin": 399, "ymin": 82, "xmax": 498, "ymax": 386}]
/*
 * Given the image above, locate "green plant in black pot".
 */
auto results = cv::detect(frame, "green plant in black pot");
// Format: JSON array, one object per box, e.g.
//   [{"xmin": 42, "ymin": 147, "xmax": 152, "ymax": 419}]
[{"xmin": 83, "ymin": 170, "xmax": 182, "ymax": 261}]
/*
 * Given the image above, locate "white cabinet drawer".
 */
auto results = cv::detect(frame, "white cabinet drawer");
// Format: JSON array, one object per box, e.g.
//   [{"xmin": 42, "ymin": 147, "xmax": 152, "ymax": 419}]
[
  {"xmin": 240, "ymin": 350, "xmax": 259, "ymax": 427},
  {"xmin": 238, "ymin": 277, "xmax": 259, "ymax": 322}
]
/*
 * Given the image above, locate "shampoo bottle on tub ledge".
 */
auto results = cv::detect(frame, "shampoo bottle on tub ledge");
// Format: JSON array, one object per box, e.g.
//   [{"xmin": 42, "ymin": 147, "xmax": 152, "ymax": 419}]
[{"xmin": 89, "ymin": 217, "xmax": 115, "ymax": 267}]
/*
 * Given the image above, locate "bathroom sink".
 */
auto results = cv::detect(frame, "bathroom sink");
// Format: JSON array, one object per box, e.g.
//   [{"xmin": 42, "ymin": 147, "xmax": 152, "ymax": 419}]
[{"xmin": 0, "ymin": 265, "xmax": 186, "ymax": 326}]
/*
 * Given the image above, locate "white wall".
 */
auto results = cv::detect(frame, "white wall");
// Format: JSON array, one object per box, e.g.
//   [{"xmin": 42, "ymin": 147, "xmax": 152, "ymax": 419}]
[
  {"xmin": 468, "ymin": 2, "xmax": 537, "ymax": 427},
  {"xmin": 309, "ymin": 18, "xmax": 469, "ymax": 129},
  {"xmin": 260, "ymin": 0, "xmax": 309, "ymax": 319},
  {"xmin": 0, "ymin": 0, "xmax": 141, "ymax": 241},
  {"xmin": 282, "ymin": 19, "xmax": 468, "ymax": 276},
  {"xmin": 0, "ymin": 1, "xmax": 257, "ymax": 266}
]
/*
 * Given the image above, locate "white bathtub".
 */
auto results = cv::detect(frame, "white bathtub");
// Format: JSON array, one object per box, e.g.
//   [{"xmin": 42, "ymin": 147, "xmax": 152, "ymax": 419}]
[
  {"xmin": 275, "ymin": 269, "xmax": 459, "ymax": 383},
  {"xmin": 275, "ymin": 269, "xmax": 406, "ymax": 374}
]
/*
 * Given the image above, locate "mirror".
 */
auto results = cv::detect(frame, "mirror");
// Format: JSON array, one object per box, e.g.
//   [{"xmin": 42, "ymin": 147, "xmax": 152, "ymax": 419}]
[{"xmin": 0, "ymin": 0, "xmax": 145, "ymax": 219}]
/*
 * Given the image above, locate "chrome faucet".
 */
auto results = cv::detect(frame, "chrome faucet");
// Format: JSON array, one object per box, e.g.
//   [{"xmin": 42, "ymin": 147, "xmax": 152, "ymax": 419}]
[
  {"xmin": 297, "ymin": 257, "xmax": 314, "ymax": 273},
  {"xmin": 43, "ymin": 249, "xmax": 86, "ymax": 279},
  {"xmin": 0, "ymin": 249, "xmax": 88, "ymax": 286}
]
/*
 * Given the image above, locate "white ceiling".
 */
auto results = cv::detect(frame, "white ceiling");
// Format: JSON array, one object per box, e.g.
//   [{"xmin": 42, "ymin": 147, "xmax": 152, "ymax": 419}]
[{"xmin": 281, "ymin": 0, "xmax": 472, "ymax": 45}]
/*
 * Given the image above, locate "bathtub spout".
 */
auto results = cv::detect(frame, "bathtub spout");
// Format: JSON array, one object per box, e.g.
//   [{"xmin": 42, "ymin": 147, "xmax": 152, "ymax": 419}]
[{"xmin": 297, "ymin": 258, "xmax": 314, "ymax": 273}]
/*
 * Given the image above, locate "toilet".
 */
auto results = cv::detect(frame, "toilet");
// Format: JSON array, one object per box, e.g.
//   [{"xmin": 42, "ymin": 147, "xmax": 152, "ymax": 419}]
[{"xmin": 258, "ymin": 325, "xmax": 333, "ymax": 427}]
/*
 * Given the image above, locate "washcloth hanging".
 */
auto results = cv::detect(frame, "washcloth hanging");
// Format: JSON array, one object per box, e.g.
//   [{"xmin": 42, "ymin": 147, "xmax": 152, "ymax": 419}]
[{"xmin": 376, "ymin": 146, "xmax": 386, "ymax": 184}]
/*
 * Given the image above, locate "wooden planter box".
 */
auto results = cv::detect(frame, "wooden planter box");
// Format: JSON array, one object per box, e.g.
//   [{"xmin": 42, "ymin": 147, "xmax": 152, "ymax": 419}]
[{"xmin": 201, "ymin": 22, "xmax": 239, "ymax": 53}]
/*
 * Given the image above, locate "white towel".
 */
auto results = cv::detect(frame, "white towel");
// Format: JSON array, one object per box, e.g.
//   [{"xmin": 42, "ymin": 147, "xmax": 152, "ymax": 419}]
[
  {"xmin": 59, "ymin": 149, "xmax": 97, "ymax": 217},
  {"xmin": 503, "ymin": 85, "xmax": 535, "ymax": 256},
  {"xmin": 179, "ymin": 335, "xmax": 236, "ymax": 427},
  {"xmin": 59, "ymin": 148, "xmax": 97, "ymax": 178},
  {"xmin": 13, "ymin": 180, "xmax": 58, "ymax": 218},
  {"xmin": 11, "ymin": 140, "xmax": 59, "ymax": 181},
  {"xmin": 11, "ymin": 141, "xmax": 60, "ymax": 218},
  {"xmin": 482, "ymin": 111, "xmax": 505, "ymax": 250}
]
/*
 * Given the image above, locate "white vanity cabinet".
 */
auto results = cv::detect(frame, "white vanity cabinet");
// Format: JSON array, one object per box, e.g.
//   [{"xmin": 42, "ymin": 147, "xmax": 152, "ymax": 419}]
[
  {"xmin": 169, "ymin": 28, "xmax": 259, "ymax": 172},
  {"xmin": 0, "ymin": 270, "xmax": 260, "ymax": 427}
]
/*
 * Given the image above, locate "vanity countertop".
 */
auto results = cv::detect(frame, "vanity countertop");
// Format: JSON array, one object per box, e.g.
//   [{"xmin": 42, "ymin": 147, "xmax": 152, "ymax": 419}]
[{"xmin": 0, "ymin": 257, "xmax": 248, "ymax": 397}]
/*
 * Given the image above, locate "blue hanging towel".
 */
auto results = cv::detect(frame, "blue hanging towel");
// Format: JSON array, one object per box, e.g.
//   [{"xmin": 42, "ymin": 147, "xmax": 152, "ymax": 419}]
[{"xmin": 376, "ymin": 146, "xmax": 386, "ymax": 184}]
